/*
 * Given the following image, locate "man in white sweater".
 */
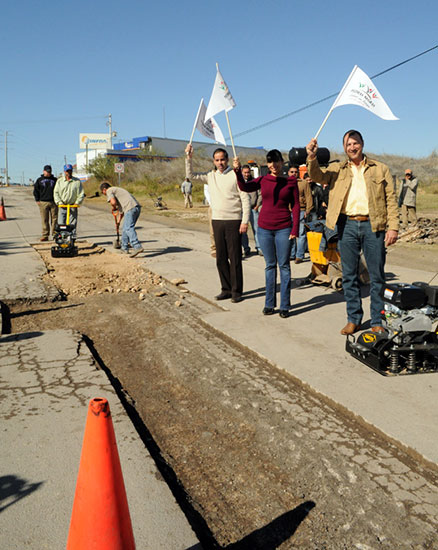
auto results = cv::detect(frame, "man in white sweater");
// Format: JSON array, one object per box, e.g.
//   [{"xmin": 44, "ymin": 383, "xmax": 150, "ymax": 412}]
[{"xmin": 185, "ymin": 144, "xmax": 250, "ymax": 302}]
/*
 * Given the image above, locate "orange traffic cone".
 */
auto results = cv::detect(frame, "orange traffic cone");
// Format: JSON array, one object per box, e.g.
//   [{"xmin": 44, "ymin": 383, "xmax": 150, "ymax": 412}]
[
  {"xmin": 0, "ymin": 197, "xmax": 6, "ymax": 221},
  {"xmin": 67, "ymin": 398, "xmax": 136, "ymax": 550}
]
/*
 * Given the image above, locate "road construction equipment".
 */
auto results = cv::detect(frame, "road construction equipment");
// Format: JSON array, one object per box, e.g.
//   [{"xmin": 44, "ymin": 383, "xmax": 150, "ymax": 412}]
[
  {"xmin": 51, "ymin": 204, "xmax": 79, "ymax": 258},
  {"xmin": 346, "ymin": 282, "xmax": 438, "ymax": 376},
  {"xmin": 300, "ymin": 223, "xmax": 369, "ymax": 291},
  {"xmin": 149, "ymin": 194, "xmax": 167, "ymax": 210}
]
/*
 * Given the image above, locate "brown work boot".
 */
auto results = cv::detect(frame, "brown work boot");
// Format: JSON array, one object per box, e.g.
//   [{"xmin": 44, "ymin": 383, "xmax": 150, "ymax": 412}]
[
  {"xmin": 340, "ymin": 322, "xmax": 360, "ymax": 335},
  {"xmin": 40, "ymin": 236, "xmax": 49, "ymax": 242}
]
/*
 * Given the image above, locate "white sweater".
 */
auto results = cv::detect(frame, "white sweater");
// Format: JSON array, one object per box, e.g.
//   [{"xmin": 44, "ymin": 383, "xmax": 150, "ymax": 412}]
[{"xmin": 185, "ymin": 158, "xmax": 250, "ymax": 222}]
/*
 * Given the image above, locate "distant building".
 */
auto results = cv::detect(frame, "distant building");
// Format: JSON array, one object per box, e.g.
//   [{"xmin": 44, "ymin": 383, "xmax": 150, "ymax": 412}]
[
  {"xmin": 112, "ymin": 135, "xmax": 265, "ymax": 159},
  {"xmin": 76, "ymin": 135, "xmax": 266, "ymax": 180}
]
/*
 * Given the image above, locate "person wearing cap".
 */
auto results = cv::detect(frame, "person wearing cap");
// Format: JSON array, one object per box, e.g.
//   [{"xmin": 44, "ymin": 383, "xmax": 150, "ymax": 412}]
[
  {"xmin": 33, "ymin": 165, "xmax": 58, "ymax": 241},
  {"xmin": 306, "ymin": 130, "xmax": 398, "ymax": 335},
  {"xmin": 54, "ymin": 164, "xmax": 85, "ymax": 235},
  {"xmin": 234, "ymin": 150, "xmax": 299, "ymax": 318},
  {"xmin": 398, "ymin": 169, "xmax": 418, "ymax": 229}
]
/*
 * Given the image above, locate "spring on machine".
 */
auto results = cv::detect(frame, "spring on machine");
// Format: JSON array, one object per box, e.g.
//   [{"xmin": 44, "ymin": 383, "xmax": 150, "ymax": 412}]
[
  {"xmin": 407, "ymin": 351, "xmax": 417, "ymax": 371},
  {"xmin": 389, "ymin": 349, "xmax": 399, "ymax": 372}
]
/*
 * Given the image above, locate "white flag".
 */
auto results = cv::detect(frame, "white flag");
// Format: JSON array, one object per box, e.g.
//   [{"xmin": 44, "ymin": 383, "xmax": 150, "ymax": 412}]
[
  {"xmin": 209, "ymin": 116, "xmax": 226, "ymax": 145},
  {"xmin": 192, "ymin": 99, "xmax": 226, "ymax": 145},
  {"xmin": 204, "ymin": 68, "xmax": 236, "ymax": 122},
  {"xmin": 331, "ymin": 65, "xmax": 398, "ymax": 120}
]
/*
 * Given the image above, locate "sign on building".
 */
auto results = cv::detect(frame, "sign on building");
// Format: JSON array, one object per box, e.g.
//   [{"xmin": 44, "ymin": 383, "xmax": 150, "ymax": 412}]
[{"xmin": 79, "ymin": 133, "xmax": 111, "ymax": 150}]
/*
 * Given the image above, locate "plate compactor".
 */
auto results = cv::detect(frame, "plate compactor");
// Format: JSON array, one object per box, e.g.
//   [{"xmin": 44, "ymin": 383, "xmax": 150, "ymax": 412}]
[
  {"xmin": 51, "ymin": 204, "xmax": 79, "ymax": 258},
  {"xmin": 346, "ymin": 282, "xmax": 438, "ymax": 376}
]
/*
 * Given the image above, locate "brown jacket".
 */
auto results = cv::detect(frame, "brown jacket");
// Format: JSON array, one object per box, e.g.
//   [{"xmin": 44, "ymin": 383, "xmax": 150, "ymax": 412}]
[
  {"xmin": 307, "ymin": 157, "xmax": 399, "ymax": 232},
  {"xmin": 298, "ymin": 179, "xmax": 313, "ymax": 215}
]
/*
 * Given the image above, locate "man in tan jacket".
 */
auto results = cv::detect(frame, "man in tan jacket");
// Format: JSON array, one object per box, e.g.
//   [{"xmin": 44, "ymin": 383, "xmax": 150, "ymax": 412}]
[{"xmin": 306, "ymin": 130, "xmax": 398, "ymax": 335}]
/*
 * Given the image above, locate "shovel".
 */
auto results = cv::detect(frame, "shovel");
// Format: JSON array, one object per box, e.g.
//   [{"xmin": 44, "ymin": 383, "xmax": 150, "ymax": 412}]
[{"xmin": 112, "ymin": 210, "xmax": 121, "ymax": 249}]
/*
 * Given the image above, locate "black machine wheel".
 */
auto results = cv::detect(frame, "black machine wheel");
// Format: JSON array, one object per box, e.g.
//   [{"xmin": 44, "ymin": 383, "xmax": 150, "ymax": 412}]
[{"xmin": 331, "ymin": 277, "xmax": 343, "ymax": 291}]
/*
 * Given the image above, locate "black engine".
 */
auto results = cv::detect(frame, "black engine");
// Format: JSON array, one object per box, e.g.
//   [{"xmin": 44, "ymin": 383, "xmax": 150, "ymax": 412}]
[{"xmin": 346, "ymin": 282, "xmax": 438, "ymax": 376}]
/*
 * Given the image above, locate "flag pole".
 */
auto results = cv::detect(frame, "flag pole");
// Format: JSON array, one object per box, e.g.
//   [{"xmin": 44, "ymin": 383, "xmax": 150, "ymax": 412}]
[
  {"xmin": 189, "ymin": 98, "xmax": 203, "ymax": 145},
  {"xmin": 225, "ymin": 111, "xmax": 237, "ymax": 158},
  {"xmin": 314, "ymin": 107, "xmax": 335, "ymax": 140},
  {"xmin": 314, "ymin": 65, "xmax": 358, "ymax": 140},
  {"xmin": 216, "ymin": 62, "xmax": 237, "ymax": 158}
]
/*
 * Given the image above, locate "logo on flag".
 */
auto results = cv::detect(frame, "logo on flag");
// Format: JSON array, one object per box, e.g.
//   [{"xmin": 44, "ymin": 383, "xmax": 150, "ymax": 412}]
[
  {"xmin": 192, "ymin": 99, "xmax": 226, "ymax": 145},
  {"xmin": 204, "ymin": 68, "xmax": 236, "ymax": 122},
  {"xmin": 332, "ymin": 65, "xmax": 398, "ymax": 121}
]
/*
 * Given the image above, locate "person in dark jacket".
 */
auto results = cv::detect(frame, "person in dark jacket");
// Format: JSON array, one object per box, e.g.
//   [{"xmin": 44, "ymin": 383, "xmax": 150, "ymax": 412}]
[{"xmin": 33, "ymin": 165, "xmax": 58, "ymax": 241}]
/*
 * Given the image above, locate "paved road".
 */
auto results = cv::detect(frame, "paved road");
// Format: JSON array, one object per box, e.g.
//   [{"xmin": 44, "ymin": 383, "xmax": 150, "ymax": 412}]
[
  {"xmin": 2, "ymin": 186, "xmax": 438, "ymax": 465},
  {"xmin": 0, "ymin": 187, "xmax": 201, "ymax": 550},
  {"xmin": 1, "ymin": 185, "xmax": 437, "ymax": 547}
]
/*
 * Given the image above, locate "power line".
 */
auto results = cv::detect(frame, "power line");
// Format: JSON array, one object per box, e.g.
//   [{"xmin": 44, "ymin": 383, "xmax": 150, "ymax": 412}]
[
  {"xmin": 0, "ymin": 114, "xmax": 107, "ymax": 126},
  {"xmin": 232, "ymin": 44, "xmax": 438, "ymax": 140}
]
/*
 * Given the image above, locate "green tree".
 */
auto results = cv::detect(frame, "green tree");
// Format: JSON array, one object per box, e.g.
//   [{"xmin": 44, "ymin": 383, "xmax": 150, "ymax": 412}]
[{"xmin": 88, "ymin": 155, "xmax": 119, "ymax": 182}]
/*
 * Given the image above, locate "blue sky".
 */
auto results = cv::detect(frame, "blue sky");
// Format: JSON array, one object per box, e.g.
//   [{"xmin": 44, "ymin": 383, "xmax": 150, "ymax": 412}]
[{"xmin": 1, "ymin": 0, "xmax": 437, "ymax": 182}]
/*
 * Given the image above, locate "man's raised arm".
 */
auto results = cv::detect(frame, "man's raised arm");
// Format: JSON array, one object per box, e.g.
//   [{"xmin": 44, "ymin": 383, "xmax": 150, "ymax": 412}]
[{"xmin": 185, "ymin": 143, "xmax": 208, "ymax": 182}]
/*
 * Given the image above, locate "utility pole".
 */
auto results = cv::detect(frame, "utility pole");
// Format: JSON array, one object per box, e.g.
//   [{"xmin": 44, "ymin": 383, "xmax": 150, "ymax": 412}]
[
  {"xmin": 163, "ymin": 107, "xmax": 166, "ymax": 138},
  {"xmin": 64, "ymin": 155, "xmax": 67, "ymax": 167},
  {"xmin": 5, "ymin": 131, "xmax": 9, "ymax": 186},
  {"xmin": 108, "ymin": 113, "xmax": 113, "ymax": 149}
]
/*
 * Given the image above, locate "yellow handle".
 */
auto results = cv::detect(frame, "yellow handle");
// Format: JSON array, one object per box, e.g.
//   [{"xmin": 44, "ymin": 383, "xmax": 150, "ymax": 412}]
[{"xmin": 59, "ymin": 204, "xmax": 79, "ymax": 225}]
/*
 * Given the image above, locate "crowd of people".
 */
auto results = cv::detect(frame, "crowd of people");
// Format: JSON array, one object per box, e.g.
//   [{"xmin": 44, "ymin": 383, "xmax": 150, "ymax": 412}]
[
  {"xmin": 184, "ymin": 129, "xmax": 402, "ymax": 334},
  {"xmin": 33, "ymin": 164, "xmax": 144, "ymax": 257},
  {"xmin": 34, "ymin": 131, "xmax": 419, "ymax": 334}
]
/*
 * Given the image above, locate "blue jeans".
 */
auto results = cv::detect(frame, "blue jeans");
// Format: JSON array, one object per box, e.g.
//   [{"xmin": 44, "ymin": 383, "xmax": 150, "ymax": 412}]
[
  {"xmin": 122, "ymin": 205, "xmax": 141, "ymax": 250},
  {"xmin": 241, "ymin": 208, "xmax": 260, "ymax": 252},
  {"xmin": 337, "ymin": 217, "xmax": 385, "ymax": 326},
  {"xmin": 257, "ymin": 226, "xmax": 292, "ymax": 310},
  {"xmin": 251, "ymin": 209, "xmax": 260, "ymax": 250},
  {"xmin": 290, "ymin": 210, "xmax": 306, "ymax": 259},
  {"xmin": 241, "ymin": 231, "xmax": 250, "ymax": 253}
]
